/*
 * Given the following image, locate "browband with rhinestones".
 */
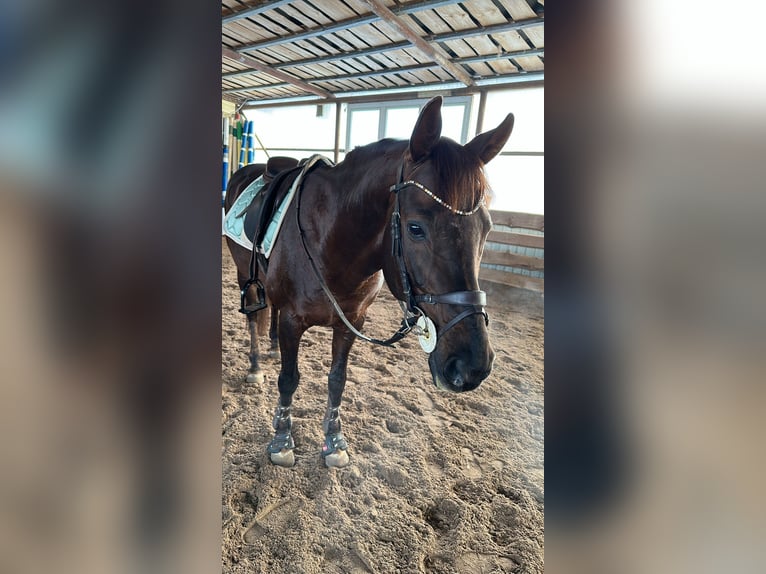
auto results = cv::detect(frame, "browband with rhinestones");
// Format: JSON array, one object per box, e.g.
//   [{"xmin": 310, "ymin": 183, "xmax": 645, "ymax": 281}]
[{"xmin": 392, "ymin": 180, "xmax": 484, "ymax": 216}]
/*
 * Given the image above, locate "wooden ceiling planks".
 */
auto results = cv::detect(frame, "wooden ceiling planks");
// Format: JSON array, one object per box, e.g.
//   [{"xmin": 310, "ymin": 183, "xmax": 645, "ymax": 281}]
[
  {"xmin": 493, "ymin": 30, "xmax": 533, "ymax": 52},
  {"xmin": 434, "ymin": 9, "xmax": 480, "ymax": 76},
  {"xmin": 221, "ymin": 0, "xmax": 247, "ymax": 16},
  {"xmin": 254, "ymin": 9, "xmax": 304, "ymax": 37},
  {"xmin": 433, "ymin": 2, "xmax": 474, "ymax": 29},
  {"xmin": 524, "ymin": 25, "xmax": 544, "ymax": 48},
  {"xmin": 366, "ymin": 19, "xmax": 404, "ymax": 45},
  {"xmin": 334, "ymin": 28, "xmax": 369, "ymax": 48},
  {"xmin": 221, "ymin": 0, "xmax": 543, "ymax": 104},
  {"xmin": 282, "ymin": 0, "xmax": 331, "ymax": 27},
  {"xmin": 492, "ymin": 30, "xmax": 543, "ymax": 71},
  {"xmin": 382, "ymin": 47, "xmax": 421, "ymax": 68},
  {"xmin": 513, "ymin": 56, "xmax": 544, "ymax": 72},
  {"xmin": 460, "ymin": 0, "xmax": 509, "ymax": 27},
  {"xmin": 351, "ymin": 54, "xmax": 385, "ymax": 72},
  {"xmin": 313, "ymin": 0, "xmax": 359, "ymax": 21},
  {"xmin": 409, "ymin": 8, "xmax": 452, "ymax": 36},
  {"xmin": 497, "ymin": 0, "xmax": 537, "ymax": 20},
  {"xmin": 442, "ymin": 38, "xmax": 492, "ymax": 77},
  {"xmin": 227, "ymin": 10, "xmax": 277, "ymax": 42},
  {"xmin": 463, "ymin": 34, "xmax": 518, "ymax": 75},
  {"xmin": 222, "ymin": 22, "xmax": 261, "ymax": 49}
]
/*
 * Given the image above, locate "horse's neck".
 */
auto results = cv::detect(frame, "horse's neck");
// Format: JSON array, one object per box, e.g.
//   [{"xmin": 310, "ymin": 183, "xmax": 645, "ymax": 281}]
[
  {"xmin": 322, "ymin": 149, "xmax": 403, "ymax": 275},
  {"xmin": 333, "ymin": 142, "xmax": 405, "ymax": 198},
  {"xmin": 337, "ymin": 152, "xmax": 401, "ymax": 219}
]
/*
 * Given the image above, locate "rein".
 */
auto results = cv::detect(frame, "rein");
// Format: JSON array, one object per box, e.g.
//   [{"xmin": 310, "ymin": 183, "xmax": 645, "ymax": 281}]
[
  {"xmin": 296, "ymin": 165, "xmax": 416, "ymax": 347},
  {"xmin": 296, "ymin": 160, "xmax": 488, "ymax": 349}
]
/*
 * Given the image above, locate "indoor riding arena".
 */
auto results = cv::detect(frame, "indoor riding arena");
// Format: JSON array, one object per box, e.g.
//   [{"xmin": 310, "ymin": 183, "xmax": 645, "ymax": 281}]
[{"xmin": 221, "ymin": 1, "xmax": 544, "ymax": 572}]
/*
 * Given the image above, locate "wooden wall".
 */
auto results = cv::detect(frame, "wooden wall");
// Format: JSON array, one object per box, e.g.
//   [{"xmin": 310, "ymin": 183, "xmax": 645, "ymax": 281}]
[{"xmin": 480, "ymin": 210, "xmax": 544, "ymax": 292}]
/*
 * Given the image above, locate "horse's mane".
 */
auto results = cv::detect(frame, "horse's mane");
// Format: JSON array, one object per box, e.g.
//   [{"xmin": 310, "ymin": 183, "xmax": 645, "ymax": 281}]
[{"xmin": 339, "ymin": 137, "xmax": 489, "ymax": 212}]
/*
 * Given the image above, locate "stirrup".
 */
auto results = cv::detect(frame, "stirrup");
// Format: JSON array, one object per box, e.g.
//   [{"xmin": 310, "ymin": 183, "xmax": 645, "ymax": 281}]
[{"xmin": 239, "ymin": 278, "xmax": 267, "ymax": 314}]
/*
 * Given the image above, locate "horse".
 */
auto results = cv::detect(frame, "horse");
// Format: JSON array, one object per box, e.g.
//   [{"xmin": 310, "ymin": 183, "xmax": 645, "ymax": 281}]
[{"xmin": 224, "ymin": 96, "xmax": 513, "ymax": 468}]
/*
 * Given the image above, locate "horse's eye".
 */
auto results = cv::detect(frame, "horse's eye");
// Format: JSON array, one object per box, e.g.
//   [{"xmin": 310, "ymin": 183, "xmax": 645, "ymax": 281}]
[{"xmin": 407, "ymin": 223, "xmax": 426, "ymax": 240}]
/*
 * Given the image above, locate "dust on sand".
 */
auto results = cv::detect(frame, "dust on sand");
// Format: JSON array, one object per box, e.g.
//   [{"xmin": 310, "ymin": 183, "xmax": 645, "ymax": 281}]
[{"xmin": 222, "ymin": 241, "xmax": 544, "ymax": 573}]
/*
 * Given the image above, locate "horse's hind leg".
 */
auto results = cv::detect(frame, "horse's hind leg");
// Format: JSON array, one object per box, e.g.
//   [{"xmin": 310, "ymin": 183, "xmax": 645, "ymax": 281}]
[
  {"xmin": 268, "ymin": 311, "xmax": 305, "ymax": 467},
  {"xmin": 245, "ymin": 311, "xmax": 264, "ymax": 384},
  {"xmin": 237, "ymin": 264, "xmax": 265, "ymax": 384},
  {"xmin": 321, "ymin": 324, "xmax": 358, "ymax": 468},
  {"xmin": 268, "ymin": 307, "xmax": 279, "ymax": 359}
]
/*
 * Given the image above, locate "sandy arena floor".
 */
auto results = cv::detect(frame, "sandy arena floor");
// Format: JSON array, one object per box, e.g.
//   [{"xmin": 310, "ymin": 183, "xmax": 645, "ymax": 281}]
[{"xmin": 222, "ymin": 240, "xmax": 544, "ymax": 573}]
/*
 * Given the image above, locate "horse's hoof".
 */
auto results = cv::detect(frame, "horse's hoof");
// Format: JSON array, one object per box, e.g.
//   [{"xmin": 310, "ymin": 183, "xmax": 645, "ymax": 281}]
[
  {"xmin": 270, "ymin": 449, "xmax": 295, "ymax": 467},
  {"xmin": 245, "ymin": 370, "xmax": 264, "ymax": 384},
  {"xmin": 324, "ymin": 449, "xmax": 350, "ymax": 468},
  {"xmin": 268, "ymin": 349, "xmax": 280, "ymax": 360}
]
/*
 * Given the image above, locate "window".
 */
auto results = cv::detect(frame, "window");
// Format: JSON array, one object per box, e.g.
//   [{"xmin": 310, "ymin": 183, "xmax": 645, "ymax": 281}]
[
  {"xmin": 482, "ymin": 88, "xmax": 544, "ymax": 214},
  {"xmin": 346, "ymin": 97, "xmax": 472, "ymax": 153},
  {"xmin": 347, "ymin": 109, "xmax": 380, "ymax": 150},
  {"xmin": 243, "ymin": 104, "xmax": 338, "ymax": 163},
  {"xmin": 384, "ymin": 107, "xmax": 420, "ymax": 139}
]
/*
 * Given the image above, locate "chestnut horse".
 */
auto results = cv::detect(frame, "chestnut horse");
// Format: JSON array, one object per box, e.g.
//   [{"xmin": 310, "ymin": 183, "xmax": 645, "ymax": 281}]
[{"xmin": 224, "ymin": 97, "xmax": 513, "ymax": 467}]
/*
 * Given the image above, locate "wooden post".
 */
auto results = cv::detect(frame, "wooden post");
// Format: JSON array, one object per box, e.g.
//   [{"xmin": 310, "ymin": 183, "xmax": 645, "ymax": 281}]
[
  {"xmin": 334, "ymin": 102, "xmax": 342, "ymax": 164},
  {"xmin": 476, "ymin": 90, "xmax": 487, "ymax": 136}
]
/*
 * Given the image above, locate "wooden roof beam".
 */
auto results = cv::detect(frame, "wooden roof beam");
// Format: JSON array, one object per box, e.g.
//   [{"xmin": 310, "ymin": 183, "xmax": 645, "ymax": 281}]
[
  {"xmin": 359, "ymin": 0, "xmax": 474, "ymax": 86},
  {"xmin": 222, "ymin": 47, "xmax": 333, "ymax": 99}
]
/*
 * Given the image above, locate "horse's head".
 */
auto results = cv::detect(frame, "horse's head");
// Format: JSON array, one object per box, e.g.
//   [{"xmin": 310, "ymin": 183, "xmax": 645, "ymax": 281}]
[{"xmin": 383, "ymin": 97, "xmax": 514, "ymax": 392}]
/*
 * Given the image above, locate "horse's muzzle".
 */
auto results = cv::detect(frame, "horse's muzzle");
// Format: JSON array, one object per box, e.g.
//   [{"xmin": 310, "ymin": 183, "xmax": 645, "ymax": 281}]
[{"xmin": 428, "ymin": 350, "xmax": 494, "ymax": 393}]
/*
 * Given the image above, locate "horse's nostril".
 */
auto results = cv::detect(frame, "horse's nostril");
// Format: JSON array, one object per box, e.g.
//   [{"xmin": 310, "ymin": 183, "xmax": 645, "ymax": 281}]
[
  {"xmin": 444, "ymin": 358, "xmax": 469, "ymax": 388},
  {"xmin": 441, "ymin": 356, "xmax": 491, "ymax": 392}
]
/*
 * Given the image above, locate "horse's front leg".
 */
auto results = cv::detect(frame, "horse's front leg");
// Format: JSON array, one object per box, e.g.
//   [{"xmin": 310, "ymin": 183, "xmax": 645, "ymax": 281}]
[
  {"xmin": 268, "ymin": 311, "xmax": 305, "ymax": 467},
  {"xmin": 322, "ymin": 324, "xmax": 359, "ymax": 468}
]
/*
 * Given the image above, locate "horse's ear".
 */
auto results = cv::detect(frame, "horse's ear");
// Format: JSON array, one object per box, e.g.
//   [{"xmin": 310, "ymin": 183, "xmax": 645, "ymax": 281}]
[
  {"xmin": 465, "ymin": 113, "xmax": 515, "ymax": 164},
  {"xmin": 409, "ymin": 96, "xmax": 443, "ymax": 162}
]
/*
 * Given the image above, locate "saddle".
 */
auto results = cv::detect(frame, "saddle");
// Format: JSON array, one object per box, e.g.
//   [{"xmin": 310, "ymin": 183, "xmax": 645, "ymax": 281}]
[
  {"xmin": 238, "ymin": 156, "xmax": 299, "ymax": 315},
  {"xmin": 242, "ymin": 156, "xmax": 300, "ymax": 254}
]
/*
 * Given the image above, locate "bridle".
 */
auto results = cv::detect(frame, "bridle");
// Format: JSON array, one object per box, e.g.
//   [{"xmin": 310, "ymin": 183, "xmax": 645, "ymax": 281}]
[
  {"xmin": 388, "ymin": 162, "xmax": 489, "ymax": 337},
  {"xmin": 296, "ymin": 158, "xmax": 489, "ymax": 349}
]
